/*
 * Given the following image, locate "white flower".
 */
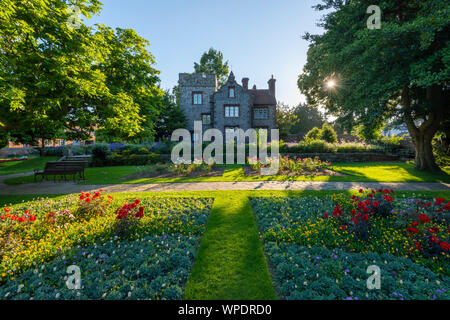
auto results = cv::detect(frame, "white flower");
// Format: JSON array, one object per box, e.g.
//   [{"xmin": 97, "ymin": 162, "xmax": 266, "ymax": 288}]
[{"xmin": 55, "ymin": 293, "xmax": 60, "ymax": 299}]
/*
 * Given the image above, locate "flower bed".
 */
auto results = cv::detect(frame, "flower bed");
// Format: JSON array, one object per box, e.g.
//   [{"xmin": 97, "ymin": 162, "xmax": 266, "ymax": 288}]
[
  {"xmin": 0, "ymin": 192, "xmax": 213, "ymax": 300},
  {"xmin": 251, "ymin": 192, "xmax": 450, "ymax": 300},
  {"xmin": 0, "ymin": 158, "xmax": 28, "ymax": 164},
  {"xmin": 246, "ymin": 156, "xmax": 340, "ymax": 176}
]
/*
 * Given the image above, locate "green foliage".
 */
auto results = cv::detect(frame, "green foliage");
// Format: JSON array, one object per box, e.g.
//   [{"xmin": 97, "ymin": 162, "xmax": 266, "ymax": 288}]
[
  {"xmin": 290, "ymin": 103, "xmax": 325, "ymax": 134},
  {"xmin": 91, "ymin": 145, "xmax": 110, "ymax": 166},
  {"xmin": 320, "ymin": 123, "xmax": 338, "ymax": 143},
  {"xmin": 276, "ymin": 103, "xmax": 300, "ymax": 138},
  {"xmin": 305, "ymin": 127, "xmax": 322, "ymax": 141},
  {"xmin": 154, "ymin": 91, "xmax": 186, "ymax": 140},
  {"xmin": 194, "ymin": 48, "xmax": 230, "ymax": 87},
  {"xmin": 298, "ymin": 139, "xmax": 337, "ymax": 153},
  {"xmin": 0, "ymin": 0, "xmax": 163, "ymax": 146},
  {"xmin": 298, "ymin": 0, "xmax": 450, "ymax": 170}
]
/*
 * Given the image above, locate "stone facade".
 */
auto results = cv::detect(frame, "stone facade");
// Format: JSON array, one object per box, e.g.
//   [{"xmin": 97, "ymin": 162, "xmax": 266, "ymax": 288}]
[{"xmin": 178, "ymin": 72, "xmax": 277, "ymax": 139}]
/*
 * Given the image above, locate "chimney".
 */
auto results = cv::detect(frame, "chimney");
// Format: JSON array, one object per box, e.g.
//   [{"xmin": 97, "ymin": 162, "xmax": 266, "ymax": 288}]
[
  {"xmin": 242, "ymin": 78, "xmax": 249, "ymax": 91},
  {"xmin": 268, "ymin": 75, "xmax": 276, "ymax": 97}
]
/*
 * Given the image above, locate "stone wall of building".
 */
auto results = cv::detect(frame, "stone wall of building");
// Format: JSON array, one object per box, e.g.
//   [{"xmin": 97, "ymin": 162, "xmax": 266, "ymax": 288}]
[
  {"xmin": 178, "ymin": 73, "xmax": 217, "ymax": 132},
  {"xmin": 213, "ymin": 75, "xmax": 253, "ymax": 133}
]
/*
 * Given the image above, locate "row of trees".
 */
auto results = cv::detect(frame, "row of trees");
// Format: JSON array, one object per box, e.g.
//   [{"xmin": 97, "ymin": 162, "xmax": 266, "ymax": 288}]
[
  {"xmin": 298, "ymin": 0, "xmax": 449, "ymax": 171},
  {"xmin": 0, "ymin": 0, "xmax": 183, "ymax": 147}
]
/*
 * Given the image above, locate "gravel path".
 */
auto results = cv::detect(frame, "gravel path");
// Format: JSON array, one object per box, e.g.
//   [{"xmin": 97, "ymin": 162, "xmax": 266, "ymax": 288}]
[{"xmin": 0, "ymin": 173, "xmax": 449, "ymax": 194}]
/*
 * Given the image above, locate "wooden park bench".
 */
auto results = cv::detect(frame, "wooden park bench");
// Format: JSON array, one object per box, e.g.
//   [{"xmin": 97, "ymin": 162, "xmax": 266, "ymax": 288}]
[{"xmin": 34, "ymin": 161, "xmax": 89, "ymax": 182}]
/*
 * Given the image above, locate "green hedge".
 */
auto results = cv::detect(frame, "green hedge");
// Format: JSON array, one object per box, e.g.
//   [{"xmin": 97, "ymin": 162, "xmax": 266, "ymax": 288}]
[{"xmin": 103, "ymin": 153, "xmax": 161, "ymax": 166}]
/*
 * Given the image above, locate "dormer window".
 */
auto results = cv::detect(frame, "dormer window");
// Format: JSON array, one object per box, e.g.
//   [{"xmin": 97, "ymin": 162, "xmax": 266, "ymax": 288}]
[
  {"xmin": 228, "ymin": 87, "xmax": 235, "ymax": 98},
  {"xmin": 192, "ymin": 92, "xmax": 203, "ymax": 105}
]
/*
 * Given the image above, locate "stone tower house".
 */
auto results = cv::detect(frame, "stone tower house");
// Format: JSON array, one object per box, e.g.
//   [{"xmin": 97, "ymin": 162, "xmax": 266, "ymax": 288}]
[{"xmin": 178, "ymin": 71, "xmax": 277, "ymax": 140}]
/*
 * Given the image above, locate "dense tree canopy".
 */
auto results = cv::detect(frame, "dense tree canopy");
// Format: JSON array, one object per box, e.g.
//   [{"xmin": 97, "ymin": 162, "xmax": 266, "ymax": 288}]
[
  {"xmin": 298, "ymin": 0, "xmax": 450, "ymax": 171},
  {"xmin": 290, "ymin": 103, "xmax": 325, "ymax": 134},
  {"xmin": 194, "ymin": 48, "xmax": 230, "ymax": 87},
  {"xmin": 0, "ymin": 0, "xmax": 164, "ymax": 146},
  {"xmin": 276, "ymin": 103, "xmax": 300, "ymax": 138}
]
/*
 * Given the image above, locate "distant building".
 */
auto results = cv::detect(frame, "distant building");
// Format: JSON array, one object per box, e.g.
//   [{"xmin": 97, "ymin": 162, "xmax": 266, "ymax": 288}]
[{"xmin": 178, "ymin": 71, "xmax": 277, "ymax": 141}]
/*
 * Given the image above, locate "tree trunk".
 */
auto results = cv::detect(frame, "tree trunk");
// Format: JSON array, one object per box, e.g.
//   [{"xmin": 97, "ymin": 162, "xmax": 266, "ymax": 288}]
[
  {"xmin": 402, "ymin": 86, "xmax": 442, "ymax": 172},
  {"xmin": 412, "ymin": 129, "xmax": 441, "ymax": 171}
]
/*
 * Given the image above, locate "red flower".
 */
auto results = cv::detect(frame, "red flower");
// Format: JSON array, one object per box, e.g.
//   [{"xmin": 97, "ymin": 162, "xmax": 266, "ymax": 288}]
[
  {"xmin": 425, "ymin": 202, "xmax": 431, "ymax": 207},
  {"xmin": 431, "ymin": 236, "xmax": 440, "ymax": 244},
  {"xmin": 364, "ymin": 200, "xmax": 371, "ymax": 206},
  {"xmin": 428, "ymin": 227, "xmax": 439, "ymax": 233},
  {"xmin": 414, "ymin": 241, "xmax": 421, "ymax": 251},
  {"xmin": 383, "ymin": 189, "xmax": 389, "ymax": 194},
  {"xmin": 362, "ymin": 214, "xmax": 369, "ymax": 221},
  {"xmin": 411, "ymin": 222, "xmax": 420, "ymax": 227},
  {"xmin": 434, "ymin": 197, "xmax": 446, "ymax": 206},
  {"xmin": 372, "ymin": 201, "xmax": 379, "ymax": 207},
  {"xmin": 18, "ymin": 217, "xmax": 25, "ymax": 223},
  {"xmin": 440, "ymin": 242, "xmax": 450, "ymax": 251},
  {"xmin": 324, "ymin": 212, "xmax": 328, "ymax": 219},
  {"xmin": 4, "ymin": 207, "xmax": 10, "ymax": 213},
  {"xmin": 406, "ymin": 227, "xmax": 419, "ymax": 234},
  {"xmin": 359, "ymin": 189, "xmax": 363, "ymax": 193},
  {"xmin": 444, "ymin": 202, "xmax": 450, "ymax": 211},
  {"xmin": 418, "ymin": 214, "xmax": 430, "ymax": 224},
  {"xmin": 85, "ymin": 198, "xmax": 91, "ymax": 203},
  {"xmin": 28, "ymin": 215, "xmax": 36, "ymax": 222},
  {"xmin": 378, "ymin": 189, "xmax": 383, "ymax": 193},
  {"xmin": 339, "ymin": 225, "xmax": 347, "ymax": 230},
  {"xmin": 352, "ymin": 218, "xmax": 359, "ymax": 224}
]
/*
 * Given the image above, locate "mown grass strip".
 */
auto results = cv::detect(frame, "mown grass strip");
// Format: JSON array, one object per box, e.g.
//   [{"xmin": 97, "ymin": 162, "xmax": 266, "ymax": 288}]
[{"xmin": 184, "ymin": 193, "xmax": 277, "ymax": 300}]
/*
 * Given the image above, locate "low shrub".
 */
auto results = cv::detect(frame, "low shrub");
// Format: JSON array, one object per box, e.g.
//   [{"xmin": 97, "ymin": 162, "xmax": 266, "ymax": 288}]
[
  {"xmin": 305, "ymin": 127, "xmax": 321, "ymax": 141},
  {"xmin": 320, "ymin": 123, "xmax": 338, "ymax": 143},
  {"xmin": 298, "ymin": 139, "xmax": 337, "ymax": 153},
  {"xmin": 103, "ymin": 153, "xmax": 160, "ymax": 166}
]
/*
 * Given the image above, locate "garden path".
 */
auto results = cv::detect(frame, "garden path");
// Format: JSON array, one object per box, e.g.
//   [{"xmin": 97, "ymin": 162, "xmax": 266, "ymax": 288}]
[{"xmin": 0, "ymin": 172, "xmax": 449, "ymax": 194}]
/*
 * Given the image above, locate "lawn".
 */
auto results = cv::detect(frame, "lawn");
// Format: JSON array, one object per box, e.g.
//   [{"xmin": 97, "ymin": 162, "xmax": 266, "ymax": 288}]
[
  {"xmin": 1, "ymin": 189, "xmax": 450, "ymax": 300},
  {"xmin": 0, "ymin": 157, "xmax": 58, "ymax": 176},
  {"xmin": 3, "ymin": 162, "xmax": 450, "ymax": 185}
]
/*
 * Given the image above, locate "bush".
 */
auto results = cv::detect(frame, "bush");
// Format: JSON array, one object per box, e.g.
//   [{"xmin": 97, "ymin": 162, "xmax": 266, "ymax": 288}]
[
  {"xmin": 305, "ymin": 127, "xmax": 321, "ymax": 140},
  {"xmin": 319, "ymin": 123, "xmax": 338, "ymax": 143},
  {"xmin": 298, "ymin": 139, "xmax": 337, "ymax": 153},
  {"xmin": 104, "ymin": 153, "xmax": 160, "ymax": 166},
  {"xmin": 376, "ymin": 135, "xmax": 406, "ymax": 153},
  {"xmin": 91, "ymin": 145, "xmax": 110, "ymax": 167},
  {"xmin": 43, "ymin": 147, "xmax": 64, "ymax": 157},
  {"xmin": 336, "ymin": 142, "xmax": 381, "ymax": 153}
]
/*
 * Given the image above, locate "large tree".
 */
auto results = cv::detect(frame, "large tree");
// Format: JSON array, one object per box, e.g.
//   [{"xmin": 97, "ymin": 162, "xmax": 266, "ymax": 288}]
[
  {"xmin": 93, "ymin": 26, "xmax": 165, "ymax": 141},
  {"xmin": 298, "ymin": 0, "xmax": 449, "ymax": 171},
  {"xmin": 194, "ymin": 48, "xmax": 230, "ymax": 86},
  {"xmin": 153, "ymin": 90, "xmax": 186, "ymax": 140},
  {"xmin": 291, "ymin": 103, "xmax": 325, "ymax": 134},
  {"xmin": 0, "ymin": 0, "xmax": 163, "ymax": 146}
]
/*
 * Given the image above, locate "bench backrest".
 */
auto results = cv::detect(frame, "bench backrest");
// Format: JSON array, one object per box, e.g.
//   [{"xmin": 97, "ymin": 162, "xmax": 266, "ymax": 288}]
[{"xmin": 44, "ymin": 162, "xmax": 86, "ymax": 171}]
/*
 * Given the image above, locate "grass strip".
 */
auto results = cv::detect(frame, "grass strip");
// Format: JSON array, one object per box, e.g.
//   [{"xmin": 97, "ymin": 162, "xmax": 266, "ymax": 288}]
[{"xmin": 184, "ymin": 192, "xmax": 277, "ymax": 299}]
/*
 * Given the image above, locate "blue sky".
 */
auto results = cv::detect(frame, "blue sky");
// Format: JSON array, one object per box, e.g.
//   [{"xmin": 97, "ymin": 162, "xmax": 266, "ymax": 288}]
[{"xmin": 86, "ymin": 0, "xmax": 328, "ymax": 106}]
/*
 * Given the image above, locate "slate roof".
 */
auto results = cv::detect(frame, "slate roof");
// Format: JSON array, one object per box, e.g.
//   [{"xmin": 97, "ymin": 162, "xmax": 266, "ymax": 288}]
[{"xmin": 248, "ymin": 89, "xmax": 277, "ymax": 105}]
